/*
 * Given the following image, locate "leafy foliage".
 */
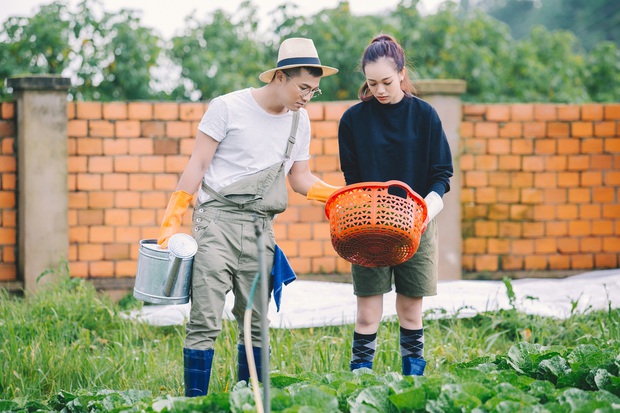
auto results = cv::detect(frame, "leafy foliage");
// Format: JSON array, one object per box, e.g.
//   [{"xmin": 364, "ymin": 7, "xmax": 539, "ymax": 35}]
[{"xmin": 1, "ymin": 0, "xmax": 618, "ymax": 103}]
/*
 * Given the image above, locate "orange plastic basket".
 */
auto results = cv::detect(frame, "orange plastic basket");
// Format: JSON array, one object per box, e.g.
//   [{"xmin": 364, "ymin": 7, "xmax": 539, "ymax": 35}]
[{"xmin": 325, "ymin": 180, "xmax": 428, "ymax": 267}]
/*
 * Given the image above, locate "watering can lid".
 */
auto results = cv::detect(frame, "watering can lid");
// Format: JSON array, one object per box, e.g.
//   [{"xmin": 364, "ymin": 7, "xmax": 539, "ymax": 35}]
[{"xmin": 168, "ymin": 233, "xmax": 198, "ymax": 259}]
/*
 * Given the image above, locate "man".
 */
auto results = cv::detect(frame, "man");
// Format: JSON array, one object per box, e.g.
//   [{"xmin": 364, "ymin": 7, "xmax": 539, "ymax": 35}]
[{"xmin": 157, "ymin": 37, "xmax": 340, "ymax": 396}]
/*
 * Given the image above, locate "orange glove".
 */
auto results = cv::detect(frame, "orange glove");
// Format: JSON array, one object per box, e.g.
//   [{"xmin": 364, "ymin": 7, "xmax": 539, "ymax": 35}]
[
  {"xmin": 306, "ymin": 180, "xmax": 342, "ymax": 203},
  {"xmin": 157, "ymin": 190, "xmax": 193, "ymax": 249}
]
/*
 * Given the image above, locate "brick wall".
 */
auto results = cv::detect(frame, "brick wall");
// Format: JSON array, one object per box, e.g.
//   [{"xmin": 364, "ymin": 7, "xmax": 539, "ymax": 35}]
[
  {"xmin": 0, "ymin": 101, "xmax": 619, "ymax": 285},
  {"xmin": 0, "ymin": 102, "xmax": 16, "ymax": 281},
  {"xmin": 461, "ymin": 103, "xmax": 620, "ymax": 273}
]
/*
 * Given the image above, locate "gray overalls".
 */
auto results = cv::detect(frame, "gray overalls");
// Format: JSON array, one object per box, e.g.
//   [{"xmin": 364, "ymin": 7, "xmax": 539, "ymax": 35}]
[{"xmin": 185, "ymin": 112, "xmax": 299, "ymax": 350}]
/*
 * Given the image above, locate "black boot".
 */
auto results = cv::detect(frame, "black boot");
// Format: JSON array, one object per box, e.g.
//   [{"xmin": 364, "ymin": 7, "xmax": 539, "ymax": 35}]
[
  {"xmin": 237, "ymin": 344, "xmax": 264, "ymax": 383},
  {"xmin": 183, "ymin": 347, "xmax": 214, "ymax": 397}
]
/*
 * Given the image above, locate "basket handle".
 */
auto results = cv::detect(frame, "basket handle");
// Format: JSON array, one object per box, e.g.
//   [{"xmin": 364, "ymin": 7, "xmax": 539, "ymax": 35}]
[{"xmin": 325, "ymin": 180, "xmax": 428, "ymax": 219}]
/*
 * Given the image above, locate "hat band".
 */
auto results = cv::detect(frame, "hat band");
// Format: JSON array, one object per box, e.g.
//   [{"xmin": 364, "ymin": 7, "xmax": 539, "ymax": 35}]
[{"xmin": 277, "ymin": 57, "xmax": 322, "ymax": 68}]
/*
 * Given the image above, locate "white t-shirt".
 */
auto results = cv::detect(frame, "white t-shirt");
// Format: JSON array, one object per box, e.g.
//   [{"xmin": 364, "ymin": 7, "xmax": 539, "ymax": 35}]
[{"xmin": 197, "ymin": 88, "xmax": 312, "ymax": 203}]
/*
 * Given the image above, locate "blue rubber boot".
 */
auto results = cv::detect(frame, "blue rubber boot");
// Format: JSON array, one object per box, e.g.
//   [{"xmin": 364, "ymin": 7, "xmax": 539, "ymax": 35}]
[
  {"xmin": 183, "ymin": 347, "xmax": 214, "ymax": 397},
  {"xmin": 350, "ymin": 361, "xmax": 373, "ymax": 371},
  {"xmin": 238, "ymin": 344, "xmax": 264, "ymax": 383},
  {"xmin": 402, "ymin": 357, "xmax": 427, "ymax": 376}
]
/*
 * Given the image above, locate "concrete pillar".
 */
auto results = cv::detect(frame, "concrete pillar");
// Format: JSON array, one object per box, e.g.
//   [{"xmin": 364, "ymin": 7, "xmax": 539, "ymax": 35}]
[
  {"xmin": 7, "ymin": 75, "xmax": 71, "ymax": 292},
  {"xmin": 415, "ymin": 79, "xmax": 467, "ymax": 280}
]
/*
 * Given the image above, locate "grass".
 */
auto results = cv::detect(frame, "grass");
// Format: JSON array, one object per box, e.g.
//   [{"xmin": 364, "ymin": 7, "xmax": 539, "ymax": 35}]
[{"xmin": 1, "ymin": 269, "xmax": 619, "ymax": 403}]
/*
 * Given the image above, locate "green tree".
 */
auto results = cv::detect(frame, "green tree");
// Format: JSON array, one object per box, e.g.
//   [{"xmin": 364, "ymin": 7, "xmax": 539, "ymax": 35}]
[
  {"xmin": 167, "ymin": 1, "xmax": 268, "ymax": 101},
  {"xmin": 480, "ymin": 0, "xmax": 620, "ymax": 51},
  {"xmin": 0, "ymin": 2, "xmax": 72, "ymax": 99},
  {"xmin": 0, "ymin": 0, "xmax": 162, "ymax": 101}
]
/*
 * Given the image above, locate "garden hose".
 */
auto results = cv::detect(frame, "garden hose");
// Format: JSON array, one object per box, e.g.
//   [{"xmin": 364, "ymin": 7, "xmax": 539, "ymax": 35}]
[{"xmin": 244, "ymin": 272, "xmax": 263, "ymax": 413}]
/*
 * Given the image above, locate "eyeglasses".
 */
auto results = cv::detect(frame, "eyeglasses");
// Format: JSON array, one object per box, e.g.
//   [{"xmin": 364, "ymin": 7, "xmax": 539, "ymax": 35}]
[{"xmin": 284, "ymin": 73, "xmax": 322, "ymax": 99}]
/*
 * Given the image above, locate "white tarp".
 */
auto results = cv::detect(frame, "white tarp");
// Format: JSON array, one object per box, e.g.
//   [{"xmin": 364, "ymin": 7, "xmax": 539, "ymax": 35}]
[{"xmin": 126, "ymin": 269, "xmax": 620, "ymax": 328}]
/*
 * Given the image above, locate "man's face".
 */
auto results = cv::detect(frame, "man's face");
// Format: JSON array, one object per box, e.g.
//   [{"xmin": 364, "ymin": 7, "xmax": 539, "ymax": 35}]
[{"xmin": 281, "ymin": 70, "xmax": 321, "ymax": 110}]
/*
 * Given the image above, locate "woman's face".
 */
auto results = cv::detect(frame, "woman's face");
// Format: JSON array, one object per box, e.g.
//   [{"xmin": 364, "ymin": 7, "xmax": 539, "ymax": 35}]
[{"xmin": 363, "ymin": 57, "xmax": 405, "ymax": 105}]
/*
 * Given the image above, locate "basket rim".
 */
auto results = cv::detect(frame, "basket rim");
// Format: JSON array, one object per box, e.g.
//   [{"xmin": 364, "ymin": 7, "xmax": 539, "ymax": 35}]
[{"xmin": 324, "ymin": 180, "xmax": 427, "ymax": 220}]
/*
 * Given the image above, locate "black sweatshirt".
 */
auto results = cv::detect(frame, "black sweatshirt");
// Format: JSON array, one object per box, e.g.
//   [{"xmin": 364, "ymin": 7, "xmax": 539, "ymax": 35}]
[{"xmin": 338, "ymin": 95, "xmax": 453, "ymax": 198}]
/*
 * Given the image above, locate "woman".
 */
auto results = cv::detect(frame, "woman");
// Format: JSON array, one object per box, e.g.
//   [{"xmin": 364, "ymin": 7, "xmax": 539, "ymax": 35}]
[{"xmin": 337, "ymin": 34, "xmax": 453, "ymax": 376}]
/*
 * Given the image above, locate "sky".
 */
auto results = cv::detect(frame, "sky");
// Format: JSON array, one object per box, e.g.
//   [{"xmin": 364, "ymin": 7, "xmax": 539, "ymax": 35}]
[{"xmin": 0, "ymin": 0, "xmax": 448, "ymax": 39}]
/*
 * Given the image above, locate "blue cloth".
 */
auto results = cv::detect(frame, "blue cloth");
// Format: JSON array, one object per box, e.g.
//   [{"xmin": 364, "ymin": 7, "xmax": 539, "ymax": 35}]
[{"xmin": 271, "ymin": 245, "xmax": 297, "ymax": 312}]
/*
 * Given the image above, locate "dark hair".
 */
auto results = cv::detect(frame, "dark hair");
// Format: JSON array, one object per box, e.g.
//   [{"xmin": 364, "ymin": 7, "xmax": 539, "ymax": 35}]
[
  {"xmin": 280, "ymin": 66, "xmax": 323, "ymax": 79},
  {"xmin": 358, "ymin": 34, "xmax": 417, "ymax": 101}
]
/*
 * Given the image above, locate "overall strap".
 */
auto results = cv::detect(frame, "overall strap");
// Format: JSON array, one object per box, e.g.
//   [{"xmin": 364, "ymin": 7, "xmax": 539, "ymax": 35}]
[{"xmin": 284, "ymin": 111, "xmax": 299, "ymax": 160}]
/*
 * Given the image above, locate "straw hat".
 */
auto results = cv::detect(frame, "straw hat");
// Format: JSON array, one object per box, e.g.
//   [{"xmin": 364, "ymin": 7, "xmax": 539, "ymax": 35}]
[{"xmin": 259, "ymin": 37, "xmax": 338, "ymax": 83}]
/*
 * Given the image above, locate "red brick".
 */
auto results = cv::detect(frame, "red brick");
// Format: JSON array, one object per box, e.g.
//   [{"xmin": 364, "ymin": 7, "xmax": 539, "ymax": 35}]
[
  {"xmin": 556, "ymin": 138, "xmax": 580, "ymax": 154},
  {"xmin": 116, "ymin": 121, "xmax": 141, "ymax": 138},
  {"xmin": 103, "ymin": 139, "xmax": 129, "ymax": 155},
  {"xmin": 153, "ymin": 102, "xmax": 179, "ymax": 120},
  {"xmin": 89, "ymin": 191, "xmax": 115, "ymax": 209},
  {"xmin": 512, "ymin": 172, "xmax": 534, "ymax": 187},
  {"xmin": 547, "ymin": 122, "xmax": 569, "ymax": 137},
  {"xmin": 594, "ymin": 121, "xmax": 615, "ymax": 137},
  {"xmin": 511, "ymin": 104, "xmax": 534, "ymax": 121},
  {"xmin": 475, "ymin": 255, "xmax": 499, "ymax": 271},
  {"xmin": 105, "ymin": 209, "xmax": 130, "ymax": 226},
  {"xmin": 89, "ymin": 156, "xmax": 113, "ymax": 173},
  {"xmin": 486, "ymin": 105, "xmax": 510, "ymax": 121},
  {"xmin": 460, "ymin": 121, "xmax": 474, "ymax": 138},
  {"xmin": 179, "ymin": 103, "xmax": 206, "ymax": 121},
  {"xmin": 549, "ymin": 255, "xmax": 571, "ymax": 270},
  {"xmin": 463, "ymin": 138, "xmax": 487, "ymax": 154},
  {"xmin": 580, "ymin": 171, "xmax": 602, "ymax": 186},
  {"xmin": 512, "ymin": 139, "xmax": 534, "ymax": 154},
  {"xmin": 595, "ymin": 253, "xmax": 617, "ymax": 268},
  {"xmin": 474, "ymin": 122, "xmax": 499, "ymax": 138},
  {"xmin": 128, "ymin": 139, "xmax": 154, "ymax": 155},
  {"xmin": 166, "ymin": 121, "xmax": 192, "ymax": 138},
  {"xmin": 487, "ymin": 139, "xmax": 510, "ymax": 154},
  {"xmin": 499, "ymin": 122, "xmax": 522, "ymax": 138},
  {"xmin": 567, "ymin": 155, "xmax": 589, "ymax": 171},
  {"xmin": 68, "ymin": 120, "xmax": 88, "ymax": 137},
  {"xmin": 67, "ymin": 156, "xmax": 89, "ymax": 173},
  {"xmin": 533, "ymin": 104, "xmax": 557, "ymax": 121},
  {"xmin": 305, "ymin": 102, "xmax": 324, "ymax": 121},
  {"xmin": 556, "ymin": 203, "xmax": 579, "ymax": 220},
  {"xmin": 497, "ymin": 155, "xmax": 521, "ymax": 171},
  {"xmin": 581, "ymin": 138, "xmax": 604, "ymax": 154},
  {"xmin": 582, "ymin": 104, "xmax": 604, "ymax": 121},
  {"xmin": 103, "ymin": 102, "xmax": 127, "ymax": 120},
  {"xmin": 546, "ymin": 222, "xmax": 568, "ymax": 236},
  {"xmin": 324, "ymin": 101, "xmax": 353, "ymax": 121},
  {"xmin": 568, "ymin": 220, "xmax": 591, "ymax": 236},
  {"xmin": 128, "ymin": 102, "xmax": 153, "ymax": 120},
  {"xmin": 605, "ymin": 138, "xmax": 620, "ymax": 153},
  {"xmin": 557, "ymin": 105, "xmax": 580, "ymax": 121},
  {"xmin": 77, "ymin": 138, "xmax": 103, "ymax": 155},
  {"xmin": 571, "ymin": 254, "xmax": 593, "ymax": 269},
  {"xmin": 76, "ymin": 102, "xmax": 102, "ymax": 119},
  {"xmin": 89, "ymin": 120, "xmax": 115, "ymax": 137},
  {"xmin": 523, "ymin": 122, "xmax": 547, "ymax": 138},
  {"xmin": 603, "ymin": 104, "xmax": 620, "ymax": 120},
  {"xmin": 313, "ymin": 121, "xmax": 339, "ymax": 138},
  {"xmin": 571, "ymin": 122, "xmax": 593, "ymax": 137}
]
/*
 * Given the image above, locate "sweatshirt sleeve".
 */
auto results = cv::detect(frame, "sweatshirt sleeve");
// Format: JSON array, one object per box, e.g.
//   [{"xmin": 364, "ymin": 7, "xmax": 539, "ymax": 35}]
[
  {"xmin": 426, "ymin": 108, "xmax": 453, "ymax": 197},
  {"xmin": 337, "ymin": 110, "xmax": 361, "ymax": 185}
]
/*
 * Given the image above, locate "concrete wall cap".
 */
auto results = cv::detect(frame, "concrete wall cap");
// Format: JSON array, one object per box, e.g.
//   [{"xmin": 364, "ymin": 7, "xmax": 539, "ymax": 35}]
[
  {"xmin": 414, "ymin": 79, "xmax": 467, "ymax": 95},
  {"xmin": 8, "ymin": 75, "xmax": 71, "ymax": 91}
]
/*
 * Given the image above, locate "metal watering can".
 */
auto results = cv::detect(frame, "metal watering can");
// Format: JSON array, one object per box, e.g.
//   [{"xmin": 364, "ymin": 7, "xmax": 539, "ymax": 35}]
[{"xmin": 133, "ymin": 233, "xmax": 198, "ymax": 305}]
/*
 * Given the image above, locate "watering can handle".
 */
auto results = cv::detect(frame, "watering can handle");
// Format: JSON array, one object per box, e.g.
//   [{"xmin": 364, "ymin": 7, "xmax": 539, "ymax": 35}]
[{"xmin": 163, "ymin": 255, "xmax": 182, "ymax": 297}]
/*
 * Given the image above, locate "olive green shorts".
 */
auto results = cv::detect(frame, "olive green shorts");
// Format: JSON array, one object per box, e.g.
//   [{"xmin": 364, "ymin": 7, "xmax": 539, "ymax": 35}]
[{"xmin": 351, "ymin": 218, "xmax": 438, "ymax": 298}]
